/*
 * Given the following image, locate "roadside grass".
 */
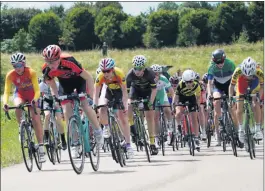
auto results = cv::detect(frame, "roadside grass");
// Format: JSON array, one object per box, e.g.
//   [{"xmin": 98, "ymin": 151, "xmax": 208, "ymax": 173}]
[{"xmin": 1, "ymin": 41, "xmax": 263, "ymax": 168}]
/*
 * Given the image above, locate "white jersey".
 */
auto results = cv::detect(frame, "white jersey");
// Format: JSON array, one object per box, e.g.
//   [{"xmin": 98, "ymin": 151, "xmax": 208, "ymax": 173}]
[{"xmin": 39, "ymin": 81, "xmax": 59, "ymax": 99}]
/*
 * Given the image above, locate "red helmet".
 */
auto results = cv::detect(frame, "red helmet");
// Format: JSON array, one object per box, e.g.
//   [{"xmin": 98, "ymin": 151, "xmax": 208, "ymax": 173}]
[{"xmin": 42, "ymin": 45, "xmax": 61, "ymax": 61}]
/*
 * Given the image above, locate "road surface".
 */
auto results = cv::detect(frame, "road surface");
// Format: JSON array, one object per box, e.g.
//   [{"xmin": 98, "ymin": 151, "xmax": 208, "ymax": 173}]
[{"xmin": 2, "ymin": 140, "xmax": 264, "ymax": 191}]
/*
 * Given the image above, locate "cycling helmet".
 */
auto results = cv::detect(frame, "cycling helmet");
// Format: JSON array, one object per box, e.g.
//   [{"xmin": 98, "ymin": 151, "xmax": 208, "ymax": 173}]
[
  {"xmin": 182, "ymin": 69, "xmax": 196, "ymax": 82},
  {"xmin": 10, "ymin": 52, "xmax": 26, "ymax": 64},
  {"xmin": 99, "ymin": 58, "xmax": 115, "ymax": 70},
  {"xmin": 202, "ymin": 73, "xmax": 208, "ymax": 84},
  {"xmin": 43, "ymin": 45, "xmax": 61, "ymax": 61},
  {"xmin": 96, "ymin": 67, "xmax": 101, "ymax": 75},
  {"xmin": 241, "ymin": 57, "xmax": 257, "ymax": 76},
  {"xmin": 195, "ymin": 72, "xmax": 200, "ymax": 80},
  {"xmin": 212, "ymin": 49, "xmax": 226, "ymax": 64},
  {"xmin": 169, "ymin": 75, "xmax": 180, "ymax": 85},
  {"xmin": 132, "ymin": 55, "xmax": 146, "ymax": 68},
  {"xmin": 151, "ymin": 64, "xmax": 162, "ymax": 73}
]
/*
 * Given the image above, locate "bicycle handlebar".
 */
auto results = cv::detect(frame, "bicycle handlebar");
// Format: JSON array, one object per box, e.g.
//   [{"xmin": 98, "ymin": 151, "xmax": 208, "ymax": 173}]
[{"xmin": 4, "ymin": 103, "xmax": 36, "ymax": 120}]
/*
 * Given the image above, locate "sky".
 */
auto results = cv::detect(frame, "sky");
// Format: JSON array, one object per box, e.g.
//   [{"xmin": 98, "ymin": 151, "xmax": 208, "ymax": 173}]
[{"xmin": 2, "ymin": 1, "xmax": 162, "ymax": 16}]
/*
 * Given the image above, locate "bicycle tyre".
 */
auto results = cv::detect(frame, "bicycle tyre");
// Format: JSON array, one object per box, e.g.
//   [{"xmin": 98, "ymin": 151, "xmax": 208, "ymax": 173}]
[
  {"xmin": 89, "ymin": 135, "xmax": 100, "ymax": 171},
  {"xmin": 206, "ymin": 122, "xmax": 212, "ymax": 148},
  {"xmin": 49, "ymin": 123, "xmax": 56, "ymax": 165},
  {"xmin": 110, "ymin": 117, "xmax": 124, "ymax": 167},
  {"xmin": 138, "ymin": 116, "xmax": 151, "ymax": 162},
  {"xmin": 185, "ymin": 115, "xmax": 195, "ymax": 156},
  {"xmin": 33, "ymin": 144, "xmax": 42, "ymax": 171},
  {"xmin": 160, "ymin": 115, "xmax": 166, "ymax": 156},
  {"xmin": 227, "ymin": 112, "xmax": 237, "ymax": 157},
  {"xmin": 20, "ymin": 122, "xmax": 33, "ymax": 172},
  {"xmin": 67, "ymin": 116, "xmax": 85, "ymax": 174},
  {"xmin": 108, "ymin": 136, "xmax": 118, "ymax": 163},
  {"xmin": 56, "ymin": 135, "xmax": 62, "ymax": 163}
]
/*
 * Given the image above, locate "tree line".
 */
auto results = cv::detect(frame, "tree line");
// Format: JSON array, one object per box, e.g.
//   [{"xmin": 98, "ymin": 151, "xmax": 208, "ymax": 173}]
[{"xmin": 0, "ymin": 1, "xmax": 264, "ymax": 53}]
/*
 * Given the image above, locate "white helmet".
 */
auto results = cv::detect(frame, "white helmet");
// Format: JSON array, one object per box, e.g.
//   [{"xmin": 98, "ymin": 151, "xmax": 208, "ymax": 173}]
[
  {"xmin": 241, "ymin": 57, "xmax": 257, "ymax": 76},
  {"xmin": 10, "ymin": 52, "xmax": 26, "ymax": 64},
  {"xmin": 132, "ymin": 55, "xmax": 146, "ymax": 67},
  {"xmin": 96, "ymin": 67, "xmax": 101, "ymax": 76},
  {"xmin": 151, "ymin": 64, "xmax": 162, "ymax": 73},
  {"xmin": 182, "ymin": 69, "xmax": 196, "ymax": 82}
]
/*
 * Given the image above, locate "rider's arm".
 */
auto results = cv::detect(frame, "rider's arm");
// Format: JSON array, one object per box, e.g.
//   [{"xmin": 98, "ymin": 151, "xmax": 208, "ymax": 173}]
[
  {"xmin": 80, "ymin": 70, "xmax": 94, "ymax": 97},
  {"xmin": 30, "ymin": 69, "xmax": 40, "ymax": 101},
  {"xmin": 93, "ymin": 84, "xmax": 101, "ymax": 106},
  {"xmin": 48, "ymin": 79, "xmax": 59, "ymax": 97},
  {"xmin": 195, "ymin": 82, "xmax": 201, "ymax": 106},
  {"xmin": 207, "ymin": 79, "xmax": 213, "ymax": 96},
  {"xmin": 228, "ymin": 84, "xmax": 235, "ymax": 98},
  {"xmin": 3, "ymin": 72, "xmax": 12, "ymax": 105}
]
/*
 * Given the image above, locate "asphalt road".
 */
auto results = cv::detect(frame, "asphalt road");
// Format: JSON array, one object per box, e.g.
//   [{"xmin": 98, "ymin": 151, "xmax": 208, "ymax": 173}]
[{"xmin": 2, "ymin": 140, "xmax": 264, "ymax": 191}]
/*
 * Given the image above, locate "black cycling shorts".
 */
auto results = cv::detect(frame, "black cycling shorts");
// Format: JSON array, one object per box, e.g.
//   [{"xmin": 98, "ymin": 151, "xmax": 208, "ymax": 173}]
[
  {"xmin": 129, "ymin": 87, "xmax": 154, "ymax": 111},
  {"xmin": 178, "ymin": 95, "xmax": 198, "ymax": 112},
  {"xmin": 105, "ymin": 88, "xmax": 124, "ymax": 110}
]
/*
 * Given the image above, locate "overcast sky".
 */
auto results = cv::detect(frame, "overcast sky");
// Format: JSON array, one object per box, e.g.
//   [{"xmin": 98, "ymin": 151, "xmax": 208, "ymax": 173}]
[{"xmin": 2, "ymin": 1, "xmax": 162, "ymax": 16}]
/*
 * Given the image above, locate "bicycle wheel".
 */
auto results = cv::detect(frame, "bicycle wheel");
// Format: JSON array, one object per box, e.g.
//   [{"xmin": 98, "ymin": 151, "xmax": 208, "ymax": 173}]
[
  {"xmin": 20, "ymin": 122, "xmax": 33, "ymax": 172},
  {"xmin": 89, "ymin": 134, "xmax": 100, "ymax": 171},
  {"xmin": 172, "ymin": 117, "xmax": 177, "ymax": 151},
  {"xmin": 133, "ymin": 116, "xmax": 140, "ymax": 152},
  {"xmin": 160, "ymin": 115, "xmax": 166, "ymax": 156},
  {"xmin": 138, "ymin": 117, "xmax": 151, "ymax": 162},
  {"xmin": 110, "ymin": 117, "xmax": 124, "ymax": 167},
  {"xmin": 49, "ymin": 123, "xmax": 56, "ymax": 165},
  {"xmin": 56, "ymin": 134, "xmax": 62, "ymax": 163},
  {"xmin": 108, "ymin": 136, "xmax": 118, "ymax": 163},
  {"xmin": 67, "ymin": 116, "xmax": 85, "ymax": 174},
  {"xmin": 206, "ymin": 122, "xmax": 212, "ymax": 148},
  {"xmin": 33, "ymin": 143, "xmax": 42, "ymax": 171},
  {"xmin": 185, "ymin": 115, "xmax": 195, "ymax": 156},
  {"xmin": 227, "ymin": 113, "xmax": 237, "ymax": 157}
]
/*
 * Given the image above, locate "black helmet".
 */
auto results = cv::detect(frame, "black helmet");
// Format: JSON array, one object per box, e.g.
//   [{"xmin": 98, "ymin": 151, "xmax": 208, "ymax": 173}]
[
  {"xmin": 212, "ymin": 49, "xmax": 226, "ymax": 64},
  {"xmin": 202, "ymin": 73, "xmax": 208, "ymax": 84}
]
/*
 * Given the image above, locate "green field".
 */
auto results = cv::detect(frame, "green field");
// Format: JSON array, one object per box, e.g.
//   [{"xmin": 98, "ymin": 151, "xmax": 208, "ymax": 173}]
[{"xmin": 1, "ymin": 41, "xmax": 264, "ymax": 168}]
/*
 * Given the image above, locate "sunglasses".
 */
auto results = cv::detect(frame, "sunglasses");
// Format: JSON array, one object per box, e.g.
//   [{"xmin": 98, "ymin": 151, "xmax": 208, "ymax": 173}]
[
  {"xmin": 12, "ymin": 63, "xmax": 24, "ymax": 69},
  {"xmin": 185, "ymin": 80, "xmax": 193, "ymax": 84},
  {"xmin": 102, "ymin": 69, "xmax": 112, "ymax": 73},
  {"xmin": 134, "ymin": 67, "xmax": 144, "ymax": 71},
  {"xmin": 45, "ymin": 58, "xmax": 59, "ymax": 65}
]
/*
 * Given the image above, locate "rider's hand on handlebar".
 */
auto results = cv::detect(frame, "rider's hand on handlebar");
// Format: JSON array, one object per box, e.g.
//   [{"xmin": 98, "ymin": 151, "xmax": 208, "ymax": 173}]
[{"xmin": 3, "ymin": 104, "xmax": 9, "ymax": 112}]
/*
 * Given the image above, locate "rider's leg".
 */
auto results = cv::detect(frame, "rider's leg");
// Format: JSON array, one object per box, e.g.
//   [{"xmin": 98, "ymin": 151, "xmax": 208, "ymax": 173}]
[
  {"xmin": 13, "ymin": 97, "xmax": 23, "ymax": 124},
  {"xmin": 199, "ymin": 104, "xmax": 206, "ymax": 140},
  {"xmin": 236, "ymin": 99, "xmax": 244, "ymax": 143},
  {"xmin": 252, "ymin": 97, "xmax": 263, "ymax": 140},
  {"xmin": 213, "ymin": 91, "xmax": 222, "ymax": 145}
]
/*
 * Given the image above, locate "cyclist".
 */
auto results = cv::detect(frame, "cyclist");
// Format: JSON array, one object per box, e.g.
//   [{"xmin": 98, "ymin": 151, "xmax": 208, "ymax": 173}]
[
  {"xmin": 207, "ymin": 49, "xmax": 237, "ymax": 146},
  {"xmin": 173, "ymin": 69, "xmax": 201, "ymax": 149},
  {"xmin": 195, "ymin": 73, "xmax": 207, "ymax": 140},
  {"xmin": 229, "ymin": 57, "xmax": 263, "ymax": 142},
  {"xmin": 42, "ymin": 45, "xmax": 103, "ymax": 157},
  {"xmin": 151, "ymin": 64, "xmax": 175, "ymax": 146},
  {"xmin": 93, "ymin": 58, "xmax": 134, "ymax": 158},
  {"xmin": 126, "ymin": 55, "xmax": 158, "ymax": 155},
  {"xmin": 3, "ymin": 53, "xmax": 46, "ymax": 163},
  {"xmin": 39, "ymin": 78, "xmax": 67, "ymax": 150}
]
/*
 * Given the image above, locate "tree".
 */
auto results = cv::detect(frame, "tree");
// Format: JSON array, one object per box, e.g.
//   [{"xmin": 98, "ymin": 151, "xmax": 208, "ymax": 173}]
[
  {"xmin": 180, "ymin": 2, "xmax": 201, "ymax": 9},
  {"xmin": 44, "ymin": 5, "xmax": 65, "ymax": 18},
  {"xmin": 28, "ymin": 12, "xmax": 62, "ymax": 50},
  {"xmin": 95, "ymin": 6, "xmax": 127, "ymax": 48},
  {"xmin": 157, "ymin": 2, "xmax": 179, "ymax": 11},
  {"xmin": 63, "ymin": 7, "xmax": 99, "ymax": 50},
  {"xmin": 94, "ymin": 2, "xmax": 123, "ymax": 12},
  {"xmin": 209, "ymin": 3, "xmax": 234, "ymax": 44},
  {"xmin": 143, "ymin": 10, "xmax": 178, "ymax": 48},
  {"xmin": 247, "ymin": 1, "xmax": 264, "ymax": 42},
  {"xmin": 121, "ymin": 16, "xmax": 145, "ymax": 48},
  {"xmin": 1, "ymin": 8, "xmax": 42, "ymax": 40}
]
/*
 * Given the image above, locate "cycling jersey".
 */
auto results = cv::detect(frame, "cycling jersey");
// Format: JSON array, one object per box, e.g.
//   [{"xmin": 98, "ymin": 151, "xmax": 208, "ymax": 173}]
[
  {"xmin": 95, "ymin": 67, "xmax": 126, "ymax": 89},
  {"xmin": 126, "ymin": 68, "xmax": 157, "ymax": 91},
  {"xmin": 208, "ymin": 58, "xmax": 236, "ymax": 84},
  {"xmin": 175, "ymin": 80, "xmax": 201, "ymax": 97},
  {"xmin": 231, "ymin": 65, "xmax": 264, "ymax": 95},
  {"xmin": 3, "ymin": 67, "xmax": 40, "ymax": 104},
  {"xmin": 155, "ymin": 75, "xmax": 171, "ymax": 105},
  {"xmin": 42, "ymin": 53, "xmax": 87, "ymax": 95}
]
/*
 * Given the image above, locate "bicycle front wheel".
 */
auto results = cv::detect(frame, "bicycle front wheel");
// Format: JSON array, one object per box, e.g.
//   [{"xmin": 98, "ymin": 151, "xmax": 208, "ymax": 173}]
[
  {"xmin": 89, "ymin": 134, "xmax": 100, "ymax": 171},
  {"xmin": 67, "ymin": 116, "xmax": 85, "ymax": 174},
  {"xmin": 20, "ymin": 122, "xmax": 33, "ymax": 172},
  {"xmin": 137, "ymin": 117, "xmax": 151, "ymax": 162}
]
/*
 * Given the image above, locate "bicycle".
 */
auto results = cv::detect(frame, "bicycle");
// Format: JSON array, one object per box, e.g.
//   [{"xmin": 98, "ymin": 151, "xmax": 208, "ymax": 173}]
[
  {"xmin": 97, "ymin": 99, "xmax": 126, "ymax": 167},
  {"xmin": 175, "ymin": 101, "xmax": 198, "ymax": 156},
  {"xmin": 232, "ymin": 87, "xmax": 259, "ymax": 159},
  {"xmin": 58, "ymin": 92, "xmax": 100, "ymax": 174},
  {"xmin": 5, "ymin": 103, "xmax": 42, "ymax": 172},
  {"xmin": 168, "ymin": 108, "xmax": 179, "ymax": 151},
  {"xmin": 156, "ymin": 103, "xmax": 172, "ymax": 156},
  {"xmin": 40, "ymin": 97, "xmax": 63, "ymax": 165},
  {"xmin": 212, "ymin": 95, "xmax": 238, "ymax": 156},
  {"xmin": 131, "ymin": 99, "xmax": 151, "ymax": 162}
]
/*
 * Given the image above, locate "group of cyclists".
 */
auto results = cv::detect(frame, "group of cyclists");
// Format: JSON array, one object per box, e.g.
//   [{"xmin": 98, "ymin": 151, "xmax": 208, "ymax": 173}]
[{"xmin": 3, "ymin": 44, "xmax": 264, "ymax": 165}]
